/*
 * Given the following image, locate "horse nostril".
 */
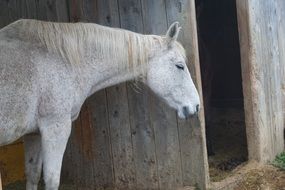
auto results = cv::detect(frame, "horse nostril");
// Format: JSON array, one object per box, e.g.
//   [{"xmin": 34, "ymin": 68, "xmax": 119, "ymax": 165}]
[
  {"xmin": 196, "ymin": 104, "xmax": 200, "ymax": 113},
  {"xmin": 182, "ymin": 106, "xmax": 190, "ymax": 118}
]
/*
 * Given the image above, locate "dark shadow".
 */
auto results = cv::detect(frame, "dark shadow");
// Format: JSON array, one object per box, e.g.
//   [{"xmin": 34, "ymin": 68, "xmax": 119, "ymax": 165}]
[{"xmin": 195, "ymin": 0, "xmax": 248, "ymax": 182}]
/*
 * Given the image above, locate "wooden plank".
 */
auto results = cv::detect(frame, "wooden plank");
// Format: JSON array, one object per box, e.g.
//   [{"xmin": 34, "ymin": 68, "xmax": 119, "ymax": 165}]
[
  {"xmin": 67, "ymin": 0, "xmax": 83, "ymax": 22},
  {"xmin": 64, "ymin": 112, "xmax": 93, "ymax": 189},
  {"xmin": 45, "ymin": 0, "xmax": 58, "ymax": 21},
  {"xmin": 276, "ymin": 0, "xmax": 285, "ymax": 124},
  {"xmin": 106, "ymin": 85, "xmax": 136, "ymax": 189},
  {"xmin": 165, "ymin": 0, "xmax": 209, "ymax": 189},
  {"xmin": 133, "ymin": 1, "xmax": 170, "ymax": 189},
  {"xmin": 141, "ymin": 0, "xmax": 183, "ymax": 189},
  {"xmin": 88, "ymin": 1, "xmax": 131, "ymax": 189},
  {"xmin": 95, "ymin": 6, "xmax": 139, "ymax": 189},
  {"xmin": 61, "ymin": 123, "xmax": 76, "ymax": 187},
  {"xmin": 88, "ymin": 91, "xmax": 114, "ymax": 189},
  {"xmin": 78, "ymin": 2, "xmax": 113, "ymax": 188},
  {"xmin": 62, "ymin": 1, "xmax": 115, "ymax": 189},
  {"xmin": 77, "ymin": 103, "xmax": 96, "ymax": 189},
  {"xmin": 38, "ymin": 0, "xmax": 48, "ymax": 20},
  {"xmin": 70, "ymin": 115, "xmax": 85, "ymax": 188},
  {"xmin": 0, "ymin": 173, "xmax": 2, "ymax": 190},
  {"xmin": 235, "ymin": 0, "xmax": 257, "ymax": 161},
  {"xmin": 81, "ymin": 0, "xmax": 98, "ymax": 22},
  {"xmin": 92, "ymin": 1, "xmax": 137, "ymax": 189},
  {"xmin": 0, "ymin": 0, "xmax": 10, "ymax": 27},
  {"xmin": 6, "ymin": 0, "xmax": 19, "ymax": 23},
  {"xmin": 55, "ymin": 0, "xmax": 69, "ymax": 22},
  {"xmin": 61, "ymin": 2, "xmax": 86, "ymax": 188},
  {"xmin": 236, "ymin": 0, "xmax": 284, "ymax": 162},
  {"xmin": 95, "ymin": 0, "xmax": 121, "ymax": 26},
  {"xmin": 25, "ymin": 0, "xmax": 38, "ymax": 19}
]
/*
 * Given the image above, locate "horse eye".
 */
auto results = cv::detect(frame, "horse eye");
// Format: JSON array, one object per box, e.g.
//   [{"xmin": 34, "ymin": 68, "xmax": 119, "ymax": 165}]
[{"xmin": 175, "ymin": 64, "xmax": 184, "ymax": 70}]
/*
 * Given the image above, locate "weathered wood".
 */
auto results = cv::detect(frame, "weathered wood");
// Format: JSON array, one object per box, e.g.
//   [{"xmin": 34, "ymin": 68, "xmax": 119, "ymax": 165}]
[
  {"xmin": 61, "ymin": 124, "xmax": 75, "ymax": 186},
  {"xmin": 0, "ymin": 1, "xmax": 208, "ymax": 189},
  {"xmin": 236, "ymin": 0, "xmax": 285, "ymax": 162},
  {"xmin": 59, "ymin": 2, "xmax": 89, "ymax": 188},
  {"xmin": 0, "ymin": 0, "xmax": 10, "ymax": 28},
  {"xmin": 165, "ymin": 0, "xmax": 209, "ymax": 189},
  {"xmin": 115, "ymin": 1, "xmax": 148, "ymax": 189},
  {"xmin": 55, "ymin": 0, "xmax": 69, "ymax": 22},
  {"xmin": 276, "ymin": 0, "xmax": 285, "ymax": 125},
  {"xmin": 88, "ymin": 91, "xmax": 114, "ymax": 189},
  {"xmin": 0, "ymin": 172, "xmax": 2, "ymax": 190},
  {"xmin": 25, "ymin": 0, "xmax": 38, "ymax": 19},
  {"xmin": 93, "ymin": 1, "xmax": 138, "ymax": 189},
  {"xmin": 63, "ymin": 2, "xmax": 115, "ymax": 189},
  {"xmin": 80, "ymin": 2, "xmax": 115, "ymax": 188},
  {"xmin": 67, "ymin": 0, "xmax": 83, "ymax": 22},
  {"xmin": 38, "ymin": 0, "xmax": 48, "ymax": 20},
  {"xmin": 141, "ymin": 0, "xmax": 183, "ymax": 189}
]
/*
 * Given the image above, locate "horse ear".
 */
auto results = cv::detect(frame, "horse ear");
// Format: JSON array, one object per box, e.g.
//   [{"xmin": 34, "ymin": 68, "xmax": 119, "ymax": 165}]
[{"xmin": 165, "ymin": 22, "xmax": 181, "ymax": 47}]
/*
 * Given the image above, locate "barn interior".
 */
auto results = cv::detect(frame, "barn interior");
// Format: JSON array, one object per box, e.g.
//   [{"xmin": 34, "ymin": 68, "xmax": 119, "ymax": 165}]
[{"xmin": 195, "ymin": 0, "xmax": 248, "ymax": 181}]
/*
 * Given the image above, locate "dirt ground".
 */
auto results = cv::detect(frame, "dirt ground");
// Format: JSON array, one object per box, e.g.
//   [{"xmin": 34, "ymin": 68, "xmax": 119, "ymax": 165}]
[
  {"xmin": 234, "ymin": 164, "xmax": 285, "ymax": 190},
  {"xmin": 4, "ymin": 163, "xmax": 285, "ymax": 190},
  {"xmin": 207, "ymin": 107, "xmax": 285, "ymax": 189},
  {"xmin": 210, "ymin": 162, "xmax": 285, "ymax": 190},
  {"xmin": 4, "ymin": 181, "xmax": 75, "ymax": 190},
  {"xmin": 208, "ymin": 107, "xmax": 248, "ymax": 182}
]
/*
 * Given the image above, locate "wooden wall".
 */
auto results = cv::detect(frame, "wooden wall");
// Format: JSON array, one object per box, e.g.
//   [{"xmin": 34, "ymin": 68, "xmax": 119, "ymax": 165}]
[
  {"xmin": 0, "ymin": 0, "xmax": 208, "ymax": 189},
  {"xmin": 236, "ymin": 0, "xmax": 285, "ymax": 163}
]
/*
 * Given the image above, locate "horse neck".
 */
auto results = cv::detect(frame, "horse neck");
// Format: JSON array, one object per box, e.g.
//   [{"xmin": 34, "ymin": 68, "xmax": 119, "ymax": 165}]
[{"xmin": 78, "ymin": 31, "xmax": 162, "ymax": 97}]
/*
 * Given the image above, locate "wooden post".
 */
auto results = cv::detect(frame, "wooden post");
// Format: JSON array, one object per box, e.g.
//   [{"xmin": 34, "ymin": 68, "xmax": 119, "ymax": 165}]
[
  {"xmin": 236, "ymin": 0, "xmax": 285, "ymax": 162},
  {"xmin": 0, "ymin": 172, "xmax": 2, "ymax": 190}
]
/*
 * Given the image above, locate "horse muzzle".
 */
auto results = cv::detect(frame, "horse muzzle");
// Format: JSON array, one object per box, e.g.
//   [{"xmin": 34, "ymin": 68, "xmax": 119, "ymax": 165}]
[{"xmin": 178, "ymin": 104, "xmax": 200, "ymax": 119}]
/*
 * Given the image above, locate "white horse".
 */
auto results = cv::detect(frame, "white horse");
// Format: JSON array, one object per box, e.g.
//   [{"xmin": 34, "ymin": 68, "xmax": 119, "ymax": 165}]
[{"xmin": 0, "ymin": 19, "xmax": 200, "ymax": 190}]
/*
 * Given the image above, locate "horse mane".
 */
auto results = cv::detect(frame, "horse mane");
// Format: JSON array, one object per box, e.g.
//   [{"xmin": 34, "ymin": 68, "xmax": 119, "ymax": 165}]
[{"xmin": 14, "ymin": 19, "xmax": 186, "ymax": 73}]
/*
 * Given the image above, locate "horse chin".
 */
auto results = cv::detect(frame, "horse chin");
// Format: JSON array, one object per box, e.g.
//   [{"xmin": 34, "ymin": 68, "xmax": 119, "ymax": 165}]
[
  {"xmin": 177, "ymin": 109, "xmax": 187, "ymax": 119},
  {"xmin": 177, "ymin": 107, "xmax": 198, "ymax": 119}
]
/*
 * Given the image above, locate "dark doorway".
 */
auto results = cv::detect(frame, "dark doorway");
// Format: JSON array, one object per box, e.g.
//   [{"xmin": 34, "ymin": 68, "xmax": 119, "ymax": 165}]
[{"xmin": 195, "ymin": 0, "xmax": 248, "ymax": 181}]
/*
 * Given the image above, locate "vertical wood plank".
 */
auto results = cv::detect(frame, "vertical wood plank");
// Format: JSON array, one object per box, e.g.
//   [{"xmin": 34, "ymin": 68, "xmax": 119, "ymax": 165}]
[
  {"xmin": 6, "ymin": 0, "xmax": 19, "ymax": 23},
  {"xmin": 25, "ymin": 0, "xmax": 38, "ymax": 19},
  {"xmin": 93, "ymin": 0, "xmax": 139, "ymax": 189},
  {"xmin": 0, "ymin": 0, "xmax": 10, "ymax": 27},
  {"xmin": 79, "ymin": 2, "xmax": 112, "ymax": 186},
  {"xmin": 123, "ymin": 1, "xmax": 170, "ymax": 189},
  {"xmin": 111, "ymin": 1, "xmax": 146, "ymax": 188},
  {"xmin": 61, "ymin": 124, "xmax": 75, "ymax": 187},
  {"xmin": 67, "ymin": 0, "xmax": 83, "ymax": 22},
  {"xmin": 78, "ymin": 103, "xmax": 96, "ymax": 189},
  {"xmin": 61, "ymin": 1, "xmax": 86, "ymax": 188},
  {"xmin": 236, "ymin": 0, "xmax": 285, "ymax": 163},
  {"xmin": 141, "ymin": 0, "xmax": 184, "ymax": 189},
  {"xmin": 165, "ymin": 0, "xmax": 209, "ymax": 189},
  {"xmin": 63, "ymin": 1, "xmax": 115, "ymax": 189},
  {"xmin": 276, "ymin": 0, "xmax": 285, "ymax": 126},
  {"xmin": 56, "ymin": 0, "xmax": 69, "ymax": 22},
  {"xmin": 63, "ymin": 117, "xmax": 83, "ymax": 188},
  {"xmin": 45, "ymin": 0, "xmax": 58, "ymax": 21},
  {"xmin": 88, "ymin": 90, "xmax": 114, "ymax": 189},
  {"xmin": 0, "ymin": 172, "xmax": 2, "ymax": 190},
  {"xmin": 81, "ymin": 0, "xmax": 98, "ymax": 22},
  {"xmin": 38, "ymin": 0, "xmax": 48, "ymax": 20}
]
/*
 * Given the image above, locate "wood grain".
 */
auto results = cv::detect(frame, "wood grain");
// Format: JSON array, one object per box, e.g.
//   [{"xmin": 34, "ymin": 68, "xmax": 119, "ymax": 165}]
[
  {"xmin": 236, "ymin": 0, "xmax": 285, "ymax": 163},
  {"xmin": 0, "ymin": 0, "xmax": 208, "ymax": 189}
]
